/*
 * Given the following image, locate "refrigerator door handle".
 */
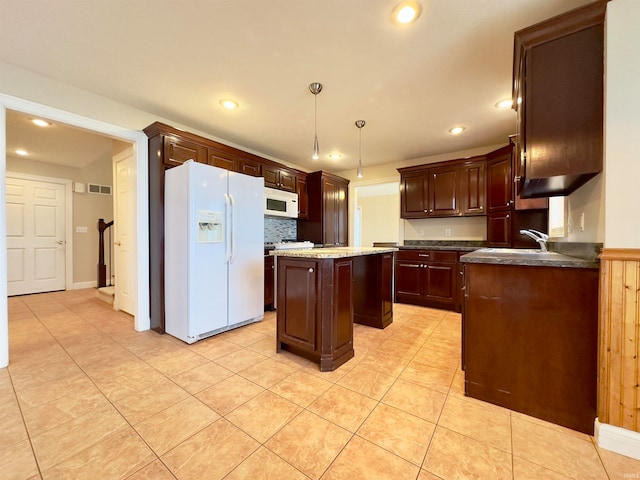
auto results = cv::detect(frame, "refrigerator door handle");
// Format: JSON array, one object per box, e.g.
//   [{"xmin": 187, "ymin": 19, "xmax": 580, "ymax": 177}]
[
  {"xmin": 229, "ymin": 193, "xmax": 236, "ymax": 264},
  {"xmin": 224, "ymin": 193, "xmax": 231, "ymax": 263}
]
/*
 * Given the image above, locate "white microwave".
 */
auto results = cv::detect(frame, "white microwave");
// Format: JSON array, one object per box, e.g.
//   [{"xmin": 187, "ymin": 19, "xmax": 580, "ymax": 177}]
[{"xmin": 264, "ymin": 187, "xmax": 298, "ymax": 218}]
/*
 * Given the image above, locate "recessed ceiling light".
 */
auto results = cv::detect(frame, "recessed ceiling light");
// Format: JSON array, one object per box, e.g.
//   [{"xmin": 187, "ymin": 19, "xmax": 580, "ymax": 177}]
[
  {"xmin": 31, "ymin": 118, "xmax": 51, "ymax": 127},
  {"xmin": 391, "ymin": 1, "xmax": 422, "ymax": 25},
  {"xmin": 495, "ymin": 99, "xmax": 513, "ymax": 109},
  {"xmin": 15, "ymin": 149, "xmax": 28, "ymax": 156},
  {"xmin": 219, "ymin": 99, "xmax": 238, "ymax": 110},
  {"xmin": 329, "ymin": 153, "xmax": 342, "ymax": 160},
  {"xmin": 448, "ymin": 126, "xmax": 465, "ymax": 135}
]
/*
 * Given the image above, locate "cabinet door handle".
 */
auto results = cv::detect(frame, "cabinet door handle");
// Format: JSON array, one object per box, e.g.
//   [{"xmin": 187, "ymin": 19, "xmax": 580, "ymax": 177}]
[
  {"xmin": 401, "ymin": 264, "xmax": 420, "ymax": 268},
  {"xmin": 514, "ymin": 176, "xmax": 521, "ymax": 183},
  {"xmin": 308, "ymin": 268, "xmax": 314, "ymax": 273},
  {"xmin": 418, "ymin": 254, "xmax": 430, "ymax": 257},
  {"xmin": 424, "ymin": 209, "xmax": 428, "ymax": 213}
]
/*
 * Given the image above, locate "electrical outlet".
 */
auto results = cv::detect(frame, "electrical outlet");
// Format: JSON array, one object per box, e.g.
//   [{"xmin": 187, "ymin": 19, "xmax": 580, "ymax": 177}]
[
  {"xmin": 75, "ymin": 226, "xmax": 88, "ymax": 233},
  {"xmin": 419, "ymin": 229, "xmax": 425, "ymax": 237},
  {"xmin": 445, "ymin": 228, "xmax": 452, "ymax": 237}
]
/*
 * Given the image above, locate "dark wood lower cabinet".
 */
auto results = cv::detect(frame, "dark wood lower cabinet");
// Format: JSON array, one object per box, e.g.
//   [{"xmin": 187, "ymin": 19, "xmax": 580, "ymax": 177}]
[
  {"xmin": 264, "ymin": 254, "xmax": 274, "ymax": 311},
  {"xmin": 276, "ymin": 256, "xmax": 354, "ymax": 371},
  {"xmin": 394, "ymin": 250, "xmax": 458, "ymax": 311},
  {"xmin": 463, "ymin": 262, "xmax": 599, "ymax": 434},
  {"xmin": 353, "ymin": 253, "xmax": 393, "ymax": 329}
]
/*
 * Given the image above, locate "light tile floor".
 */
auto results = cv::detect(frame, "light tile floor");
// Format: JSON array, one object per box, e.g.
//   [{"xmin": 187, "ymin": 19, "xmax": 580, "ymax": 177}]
[{"xmin": 2, "ymin": 289, "xmax": 640, "ymax": 479}]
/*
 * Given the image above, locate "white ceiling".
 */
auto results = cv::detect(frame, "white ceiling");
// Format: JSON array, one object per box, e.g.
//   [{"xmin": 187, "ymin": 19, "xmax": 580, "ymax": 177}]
[{"xmin": 0, "ymin": 0, "xmax": 592, "ymax": 172}]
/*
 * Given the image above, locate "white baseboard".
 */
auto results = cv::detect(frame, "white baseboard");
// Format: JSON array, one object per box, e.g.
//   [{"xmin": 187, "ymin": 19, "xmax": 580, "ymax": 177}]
[
  {"xmin": 70, "ymin": 281, "xmax": 97, "ymax": 290},
  {"xmin": 595, "ymin": 418, "xmax": 640, "ymax": 461}
]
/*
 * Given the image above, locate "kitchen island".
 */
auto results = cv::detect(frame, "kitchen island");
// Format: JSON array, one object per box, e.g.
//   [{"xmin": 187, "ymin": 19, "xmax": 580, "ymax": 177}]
[{"xmin": 271, "ymin": 247, "xmax": 397, "ymax": 371}]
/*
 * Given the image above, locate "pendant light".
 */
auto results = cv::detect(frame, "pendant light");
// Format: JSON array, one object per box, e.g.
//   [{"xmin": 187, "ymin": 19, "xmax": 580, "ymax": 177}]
[
  {"xmin": 309, "ymin": 82, "xmax": 323, "ymax": 160},
  {"xmin": 355, "ymin": 120, "xmax": 366, "ymax": 178}
]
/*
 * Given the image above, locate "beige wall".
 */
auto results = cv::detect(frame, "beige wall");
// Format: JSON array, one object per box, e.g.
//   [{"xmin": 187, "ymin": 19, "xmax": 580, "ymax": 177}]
[
  {"xmin": 6, "ymin": 152, "xmax": 115, "ymax": 285},
  {"xmin": 357, "ymin": 194, "xmax": 400, "ymax": 247},
  {"xmin": 604, "ymin": 0, "xmax": 640, "ymax": 249}
]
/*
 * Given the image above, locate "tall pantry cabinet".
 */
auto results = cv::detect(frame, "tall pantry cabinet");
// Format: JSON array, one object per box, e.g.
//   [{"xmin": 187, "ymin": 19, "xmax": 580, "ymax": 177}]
[{"xmin": 297, "ymin": 171, "xmax": 349, "ymax": 247}]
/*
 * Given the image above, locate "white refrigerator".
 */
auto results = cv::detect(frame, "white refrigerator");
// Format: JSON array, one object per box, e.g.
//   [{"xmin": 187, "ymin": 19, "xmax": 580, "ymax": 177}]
[{"xmin": 164, "ymin": 161, "xmax": 264, "ymax": 344}]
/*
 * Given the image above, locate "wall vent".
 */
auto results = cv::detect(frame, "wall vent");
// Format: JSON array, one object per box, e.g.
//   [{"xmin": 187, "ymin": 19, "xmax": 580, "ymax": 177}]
[{"xmin": 88, "ymin": 183, "xmax": 112, "ymax": 195}]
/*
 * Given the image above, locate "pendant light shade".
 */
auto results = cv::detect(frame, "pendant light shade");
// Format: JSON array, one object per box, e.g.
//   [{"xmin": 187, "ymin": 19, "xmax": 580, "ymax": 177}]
[
  {"xmin": 355, "ymin": 120, "xmax": 366, "ymax": 178},
  {"xmin": 309, "ymin": 83, "xmax": 323, "ymax": 160}
]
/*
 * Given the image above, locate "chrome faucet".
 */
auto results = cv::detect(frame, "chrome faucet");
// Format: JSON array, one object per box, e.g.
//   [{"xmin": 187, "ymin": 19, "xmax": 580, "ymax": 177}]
[{"xmin": 519, "ymin": 229, "xmax": 549, "ymax": 252}]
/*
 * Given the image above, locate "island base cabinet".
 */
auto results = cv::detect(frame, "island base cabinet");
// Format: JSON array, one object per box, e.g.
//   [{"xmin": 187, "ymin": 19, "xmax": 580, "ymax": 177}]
[
  {"xmin": 463, "ymin": 263, "xmax": 599, "ymax": 434},
  {"xmin": 276, "ymin": 256, "xmax": 354, "ymax": 371},
  {"xmin": 353, "ymin": 253, "xmax": 394, "ymax": 329}
]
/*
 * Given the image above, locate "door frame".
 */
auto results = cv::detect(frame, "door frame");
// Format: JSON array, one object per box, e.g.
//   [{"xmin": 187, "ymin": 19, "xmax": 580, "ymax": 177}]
[
  {"xmin": 0, "ymin": 93, "xmax": 150, "ymax": 369},
  {"xmin": 5, "ymin": 172, "xmax": 74, "ymax": 292}
]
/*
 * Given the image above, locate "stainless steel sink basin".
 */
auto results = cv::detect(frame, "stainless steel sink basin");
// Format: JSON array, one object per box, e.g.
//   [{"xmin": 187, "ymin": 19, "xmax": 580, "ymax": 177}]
[{"xmin": 478, "ymin": 248, "xmax": 564, "ymax": 258}]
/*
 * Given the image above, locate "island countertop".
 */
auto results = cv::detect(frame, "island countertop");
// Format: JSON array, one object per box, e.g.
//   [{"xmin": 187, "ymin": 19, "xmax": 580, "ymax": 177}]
[{"xmin": 270, "ymin": 246, "xmax": 398, "ymax": 258}]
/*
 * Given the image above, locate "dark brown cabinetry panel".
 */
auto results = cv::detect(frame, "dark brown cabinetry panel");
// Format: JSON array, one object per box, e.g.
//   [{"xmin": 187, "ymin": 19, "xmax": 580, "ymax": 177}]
[
  {"xmin": 296, "ymin": 175, "xmax": 308, "ymax": 219},
  {"xmin": 429, "ymin": 165, "xmax": 459, "ymax": 216},
  {"xmin": 263, "ymin": 165, "xmax": 296, "ymax": 192},
  {"xmin": 400, "ymin": 171, "xmax": 429, "ymax": 218},
  {"xmin": 487, "ymin": 146, "xmax": 512, "ymax": 212},
  {"xmin": 460, "ymin": 160, "xmax": 486, "ymax": 215},
  {"xmin": 163, "ymin": 136, "xmax": 207, "ymax": 167},
  {"xmin": 353, "ymin": 253, "xmax": 393, "ymax": 329},
  {"xmin": 208, "ymin": 148, "xmax": 237, "ymax": 171},
  {"xmin": 264, "ymin": 254, "xmax": 274, "ymax": 311},
  {"xmin": 394, "ymin": 250, "xmax": 458, "ymax": 311},
  {"xmin": 297, "ymin": 171, "xmax": 349, "ymax": 246},
  {"xmin": 237, "ymin": 157, "xmax": 262, "ymax": 177},
  {"xmin": 486, "ymin": 143, "xmax": 548, "ymax": 248},
  {"xmin": 487, "ymin": 212, "xmax": 511, "ymax": 248},
  {"xmin": 463, "ymin": 262, "xmax": 599, "ymax": 434},
  {"xmin": 276, "ymin": 256, "xmax": 354, "ymax": 371},
  {"xmin": 513, "ymin": 2, "xmax": 605, "ymax": 198},
  {"xmin": 399, "ymin": 156, "xmax": 486, "ymax": 219}
]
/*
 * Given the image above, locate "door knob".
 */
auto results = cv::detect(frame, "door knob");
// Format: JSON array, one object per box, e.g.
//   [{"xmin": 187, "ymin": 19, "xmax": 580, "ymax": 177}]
[
  {"xmin": 115, "ymin": 241, "xmax": 122, "ymax": 246},
  {"xmin": 56, "ymin": 240, "xmax": 64, "ymax": 245}
]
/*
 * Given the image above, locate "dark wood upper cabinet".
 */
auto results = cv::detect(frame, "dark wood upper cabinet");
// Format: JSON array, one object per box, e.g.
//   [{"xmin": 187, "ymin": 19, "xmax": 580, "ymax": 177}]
[
  {"xmin": 486, "ymin": 145, "xmax": 513, "ymax": 213},
  {"xmin": 429, "ymin": 164, "xmax": 459, "ymax": 216},
  {"xmin": 296, "ymin": 174, "xmax": 309, "ymax": 220},
  {"xmin": 513, "ymin": 1, "xmax": 605, "ymax": 198},
  {"xmin": 163, "ymin": 135, "xmax": 207, "ymax": 167},
  {"xmin": 263, "ymin": 165, "xmax": 297, "ymax": 192},
  {"xmin": 399, "ymin": 156, "xmax": 486, "ymax": 219},
  {"xmin": 459, "ymin": 159, "xmax": 486, "ymax": 216},
  {"xmin": 400, "ymin": 170, "xmax": 429, "ymax": 218},
  {"xmin": 207, "ymin": 148, "xmax": 237, "ymax": 171},
  {"xmin": 237, "ymin": 157, "xmax": 262, "ymax": 177}
]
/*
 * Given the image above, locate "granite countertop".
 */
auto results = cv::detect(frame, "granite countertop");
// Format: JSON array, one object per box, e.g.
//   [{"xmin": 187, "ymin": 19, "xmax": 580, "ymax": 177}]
[
  {"xmin": 270, "ymin": 246, "xmax": 398, "ymax": 258},
  {"xmin": 460, "ymin": 248, "xmax": 600, "ymax": 269}
]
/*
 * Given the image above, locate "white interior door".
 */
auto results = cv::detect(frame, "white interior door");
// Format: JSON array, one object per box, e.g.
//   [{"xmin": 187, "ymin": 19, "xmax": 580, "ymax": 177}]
[
  {"xmin": 6, "ymin": 176, "xmax": 66, "ymax": 296},
  {"xmin": 113, "ymin": 148, "xmax": 136, "ymax": 315}
]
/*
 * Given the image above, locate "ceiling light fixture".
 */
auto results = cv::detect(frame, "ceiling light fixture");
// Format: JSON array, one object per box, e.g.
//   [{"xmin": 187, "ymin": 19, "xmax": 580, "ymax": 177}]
[
  {"xmin": 31, "ymin": 118, "xmax": 51, "ymax": 127},
  {"xmin": 309, "ymin": 82, "xmax": 323, "ymax": 160},
  {"xmin": 329, "ymin": 153, "xmax": 342, "ymax": 160},
  {"xmin": 391, "ymin": 1, "xmax": 422, "ymax": 25},
  {"xmin": 220, "ymin": 99, "xmax": 238, "ymax": 110},
  {"xmin": 355, "ymin": 120, "xmax": 366, "ymax": 178},
  {"xmin": 448, "ymin": 126, "xmax": 465, "ymax": 135},
  {"xmin": 15, "ymin": 149, "xmax": 28, "ymax": 156},
  {"xmin": 495, "ymin": 99, "xmax": 513, "ymax": 109}
]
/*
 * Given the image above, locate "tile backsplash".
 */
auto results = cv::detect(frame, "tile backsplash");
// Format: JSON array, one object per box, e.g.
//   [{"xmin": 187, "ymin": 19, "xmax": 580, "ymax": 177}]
[{"xmin": 264, "ymin": 217, "xmax": 297, "ymax": 243}]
